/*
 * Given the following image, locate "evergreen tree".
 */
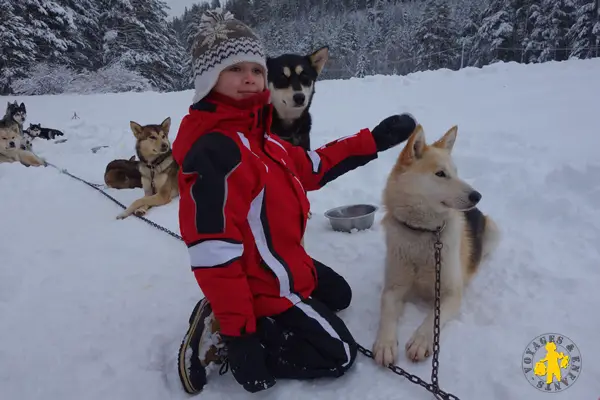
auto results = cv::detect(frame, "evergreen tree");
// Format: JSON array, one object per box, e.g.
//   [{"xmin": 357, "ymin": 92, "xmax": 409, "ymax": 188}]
[
  {"xmin": 455, "ymin": 1, "xmax": 484, "ymax": 67},
  {"xmin": 0, "ymin": 0, "xmax": 36, "ymax": 93},
  {"xmin": 568, "ymin": 0, "xmax": 600, "ymax": 58},
  {"xmin": 414, "ymin": 0, "xmax": 457, "ymax": 71},
  {"xmin": 528, "ymin": 0, "xmax": 576, "ymax": 62},
  {"xmin": 58, "ymin": 0, "xmax": 104, "ymax": 69},
  {"xmin": 474, "ymin": 0, "xmax": 517, "ymax": 65},
  {"xmin": 99, "ymin": 0, "xmax": 186, "ymax": 91}
]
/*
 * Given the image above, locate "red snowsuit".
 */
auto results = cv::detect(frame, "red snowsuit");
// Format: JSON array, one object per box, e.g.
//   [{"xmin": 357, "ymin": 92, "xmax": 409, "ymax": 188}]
[{"xmin": 172, "ymin": 90, "xmax": 378, "ymax": 337}]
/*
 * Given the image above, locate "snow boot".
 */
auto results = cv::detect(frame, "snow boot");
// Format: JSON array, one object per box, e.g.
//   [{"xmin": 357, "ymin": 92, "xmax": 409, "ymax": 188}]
[{"xmin": 177, "ymin": 298, "xmax": 225, "ymax": 395}]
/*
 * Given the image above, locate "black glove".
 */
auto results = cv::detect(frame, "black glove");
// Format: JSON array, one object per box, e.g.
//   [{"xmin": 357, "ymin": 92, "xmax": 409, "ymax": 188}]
[
  {"xmin": 222, "ymin": 333, "xmax": 276, "ymax": 393},
  {"xmin": 371, "ymin": 113, "xmax": 417, "ymax": 152}
]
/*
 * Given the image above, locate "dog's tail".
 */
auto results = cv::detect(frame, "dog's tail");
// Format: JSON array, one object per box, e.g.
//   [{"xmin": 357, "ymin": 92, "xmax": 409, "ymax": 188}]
[{"xmin": 482, "ymin": 216, "xmax": 500, "ymax": 258}]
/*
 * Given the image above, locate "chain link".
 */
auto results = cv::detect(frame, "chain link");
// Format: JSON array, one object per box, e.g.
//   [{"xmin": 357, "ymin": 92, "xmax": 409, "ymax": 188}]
[{"xmin": 48, "ymin": 162, "xmax": 459, "ymax": 399}]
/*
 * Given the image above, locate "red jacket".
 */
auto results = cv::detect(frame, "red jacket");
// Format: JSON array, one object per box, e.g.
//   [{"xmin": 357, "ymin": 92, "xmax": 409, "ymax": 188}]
[{"xmin": 172, "ymin": 90, "xmax": 378, "ymax": 337}]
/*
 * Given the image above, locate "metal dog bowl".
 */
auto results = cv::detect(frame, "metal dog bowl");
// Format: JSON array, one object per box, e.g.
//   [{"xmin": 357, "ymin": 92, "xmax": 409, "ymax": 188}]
[{"xmin": 324, "ymin": 204, "xmax": 379, "ymax": 232}]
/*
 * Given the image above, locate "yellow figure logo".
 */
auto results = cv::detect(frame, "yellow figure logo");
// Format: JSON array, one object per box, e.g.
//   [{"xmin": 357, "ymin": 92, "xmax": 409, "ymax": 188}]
[
  {"xmin": 534, "ymin": 342, "xmax": 570, "ymax": 384},
  {"xmin": 522, "ymin": 333, "xmax": 582, "ymax": 393}
]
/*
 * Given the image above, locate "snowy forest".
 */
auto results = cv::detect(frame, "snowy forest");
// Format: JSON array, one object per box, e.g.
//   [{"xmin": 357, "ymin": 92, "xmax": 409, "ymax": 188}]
[{"xmin": 1, "ymin": 0, "xmax": 599, "ymax": 96}]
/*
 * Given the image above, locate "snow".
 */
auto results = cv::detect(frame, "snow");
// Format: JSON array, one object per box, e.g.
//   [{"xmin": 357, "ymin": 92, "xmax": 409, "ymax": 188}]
[{"xmin": 2, "ymin": 58, "xmax": 600, "ymax": 400}]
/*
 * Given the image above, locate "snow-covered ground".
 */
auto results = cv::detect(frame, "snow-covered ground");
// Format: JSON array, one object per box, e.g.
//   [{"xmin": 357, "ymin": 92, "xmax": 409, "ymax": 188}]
[{"xmin": 2, "ymin": 58, "xmax": 600, "ymax": 400}]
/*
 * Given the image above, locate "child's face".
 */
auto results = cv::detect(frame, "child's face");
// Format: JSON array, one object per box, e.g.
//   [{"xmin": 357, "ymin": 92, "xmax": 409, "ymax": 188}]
[{"xmin": 214, "ymin": 62, "xmax": 266, "ymax": 100}]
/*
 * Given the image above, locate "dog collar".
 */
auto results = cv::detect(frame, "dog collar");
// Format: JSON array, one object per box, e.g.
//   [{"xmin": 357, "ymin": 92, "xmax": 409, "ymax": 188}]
[
  {"xmin": 401, "ymin": 220, "xmax": 446, "ymax": 234},
  {"xmin": 145, "ymin": 150, "xmax": 172, "ymax": 170}
]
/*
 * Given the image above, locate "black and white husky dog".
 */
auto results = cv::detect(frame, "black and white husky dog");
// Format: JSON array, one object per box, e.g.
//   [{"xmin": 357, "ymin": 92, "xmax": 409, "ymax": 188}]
[
  {"xmin": 0, "ymin": 101, "xmax": 27, "ymax": 135},
  {"xmin": 266, "ymin": 46, "xmax": 329, "ymax": 151},
  {"xmin": 25, "ymin": 123, "xmax": 64, "ymax": 140}
]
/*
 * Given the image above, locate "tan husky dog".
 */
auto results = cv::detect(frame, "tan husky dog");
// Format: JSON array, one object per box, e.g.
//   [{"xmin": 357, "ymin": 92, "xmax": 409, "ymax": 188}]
[
  {"xmin": 373, "ymin": 124, "xmax": 500, "ymax": 365},
  {"xmin": 116, "ymin": 117, "xmax": 179, "ymax": 219},
  {"xmin": 0, "ymin": 126, "xmax": 46, "ymax": 167}
]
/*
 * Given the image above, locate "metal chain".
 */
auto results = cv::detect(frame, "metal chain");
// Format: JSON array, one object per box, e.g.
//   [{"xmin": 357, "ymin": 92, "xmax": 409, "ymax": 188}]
[
  {"xmin": 47, "ymin": 162, "xmax": 459, "ymax": 399},
  {"xmin": 46, "ymin": 162, "xmax": 183, "ymax": 241},
  {"xmin": 356, "ymin": 344, "xmax": 459, "ymax": 399},
  {"xmin": 356, "ymin": 226, "xmax": 460, "ymax": 400},
  {"xmin": 432, "ymin": 229, "xmax": 443, "ymax": 390}
]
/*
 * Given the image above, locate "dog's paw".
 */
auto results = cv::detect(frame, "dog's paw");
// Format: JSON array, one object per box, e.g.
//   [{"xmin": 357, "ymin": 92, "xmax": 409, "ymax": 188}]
[
  {"xmin": 116, "ymin": 211, "xmax": 129, "ymax": 220},
  {"xmin": 373, "ymin": 337, "xmax": 398, "ymax": 367},
  {"xmin": 405, "ymin": 329, "xmax": 433, "ymax": 362},
  {"xmin": 134, "ymin": 206, "xmax": 149, "ymax": 217}
]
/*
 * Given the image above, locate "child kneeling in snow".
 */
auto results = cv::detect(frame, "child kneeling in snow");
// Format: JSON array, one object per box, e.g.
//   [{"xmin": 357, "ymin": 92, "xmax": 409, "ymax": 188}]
[{"xmin": 173, "ymin": 8, "xmax": 418, "ymax": 395}]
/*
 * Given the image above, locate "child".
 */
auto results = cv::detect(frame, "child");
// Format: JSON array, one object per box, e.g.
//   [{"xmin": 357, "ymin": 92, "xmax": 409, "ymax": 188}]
[{"xmin": 173, "ymin": 8, "xmax": 419, "ymax": 395}]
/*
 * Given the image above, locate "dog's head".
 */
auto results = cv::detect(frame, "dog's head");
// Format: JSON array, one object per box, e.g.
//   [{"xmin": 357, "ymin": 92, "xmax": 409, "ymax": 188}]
[
  {"xmin": 0, "ymin": 126, "xmax": 20, "ymax": 152},
  {"xmin": 20, "ymin": 135, "xmax": 32, "ymax": 151},
  {"xmin": 130, "ymin": 117, "xmax": 172, "ymax": 159},
  {"xmin": 27, "ymin": 123, "xmax": 41, "ymax": 137},
  {"xmin": 386, "ymin": 125, "xmax": 481, "ymax": 213},
  {"xmin": 267, "ymin": 46, "xmax": 329, "ymax": 121},
  {"xmin": 6, "ymin": 101, "xmax": 26, "ymax": 125}
]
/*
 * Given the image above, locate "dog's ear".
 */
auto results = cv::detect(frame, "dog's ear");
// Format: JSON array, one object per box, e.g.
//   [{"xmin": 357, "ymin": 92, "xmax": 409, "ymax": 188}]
[
  {"xmin": 432, "ymin": 125, "xmax": 457, "ymax": 152},
  {"xmin": 130, "ymin": 121, "xmax": 144, "ymax": 138},
  {"xmin": 160, "ymin": 117, "xmax": 171, "ymax": 135},
  {"xmin": 309, "ymin": 46, "xmax": 329, "ymax": 75},
  {"xmin": 129, "ymin": 155, "xmax": 136, "ymax": 161},
  {"xmin": 398, "ymin": 125, "xmax": 426, "ymax": 166},
  {"xmin": 20, "ymin": 102, "xmax": 26, "ymax": 111}
]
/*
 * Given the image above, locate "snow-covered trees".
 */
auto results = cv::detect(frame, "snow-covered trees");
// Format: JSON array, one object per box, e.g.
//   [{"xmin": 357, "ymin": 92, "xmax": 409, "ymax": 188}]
[
  {"xmin": 414, "ymin": 0, "xmax": 458, "ymax": 71},
  {"xmin": 3, "ymin": 0, "xmax": 599, "ymax": 95},
  {"xmin": 3, "ymin": 0, "xmax": 185, "ymax": 95},
  {"xmin": 568, "ymin": 0, "xmax": 600, "ymax": 58},
  {"xmin": 528, "ymin": 0, "xmax": 577, "ymax": 62},
  {"xmin": 99, "ymin": 0, "xmax": 185, "ymax": 91},
  {"xmin": 0, "ymin": 0, "xmax": 94, "ymax": 92}
]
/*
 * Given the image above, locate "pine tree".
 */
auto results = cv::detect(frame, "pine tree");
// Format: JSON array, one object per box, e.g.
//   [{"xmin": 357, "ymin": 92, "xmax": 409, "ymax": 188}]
[
  {"xmin": 251, "ymin": 0, "xmax": 271, "ymax": 26},
  {"xmin": 0, "ymin": 0, "xmax": 37, "ymax": 93},
  {"xmin": 526, "ymin": 0, "xmax": 575, "ymax": 62},
  {"xmin": 474, "ymin": 0, "xmax": 517, "ymax": 65},
  {"xmin": 58, "ymin": 0, "xmax": 104, "ymax": 69},
  {"xmin": 568, "ymin": 0, "xmax": 600, "ymax": 58},
  {"xmin": 178, "ymin": 3, "xmax": 212, "ymax": 90},
  {"xmin": 454, "ymin": 0, "xmax": 483, "ymax": 67},
  {"xmin": 414, "ymin": 0, "xmax": 458, "ymax": 71},
  {"xmin": 224, "ymin": 0, "xmax": 252, "ymax": 23},
  {"xmin": 99, "ymin": 0, "xmax": 186, "ymax": 91}
]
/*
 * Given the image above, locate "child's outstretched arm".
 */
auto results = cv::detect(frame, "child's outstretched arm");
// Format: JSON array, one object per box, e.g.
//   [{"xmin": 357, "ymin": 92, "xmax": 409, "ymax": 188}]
[
  {"xmin": 282, "ymin": 113, "xmax": 417, "ymax": 191},
  {"xmin": 179, "ymin": 132, "xmax": 256, "ymax": 337}
]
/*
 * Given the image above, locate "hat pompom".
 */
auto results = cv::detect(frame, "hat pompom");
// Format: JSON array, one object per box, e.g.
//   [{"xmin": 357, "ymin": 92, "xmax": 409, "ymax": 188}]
[{"xmin": 200, "ymin": 8, "xmax": 235, "ymax": 32}]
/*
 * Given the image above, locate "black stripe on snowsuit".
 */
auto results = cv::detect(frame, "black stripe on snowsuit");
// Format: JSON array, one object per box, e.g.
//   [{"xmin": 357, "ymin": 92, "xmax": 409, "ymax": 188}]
[{"xmin": 257, "ymin": 260, "xmax": 357, "ymax": 379}]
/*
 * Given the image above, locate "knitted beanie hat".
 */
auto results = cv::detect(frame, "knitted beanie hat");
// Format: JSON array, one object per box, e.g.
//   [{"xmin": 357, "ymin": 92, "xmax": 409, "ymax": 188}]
[{"xmin": 191, "ymin": 8, "xmax": 267, "ymax": 104}]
